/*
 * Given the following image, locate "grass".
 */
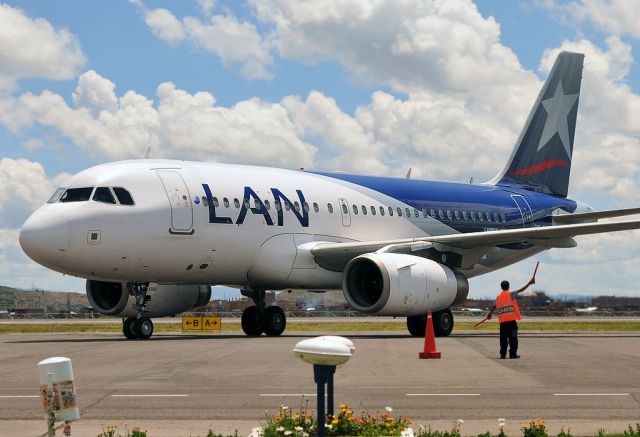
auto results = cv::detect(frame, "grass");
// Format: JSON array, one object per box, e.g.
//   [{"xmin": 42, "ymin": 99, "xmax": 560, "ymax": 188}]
[{"xmin": 0, "ymin": 320, "xmax": 639, "ymax": 333}]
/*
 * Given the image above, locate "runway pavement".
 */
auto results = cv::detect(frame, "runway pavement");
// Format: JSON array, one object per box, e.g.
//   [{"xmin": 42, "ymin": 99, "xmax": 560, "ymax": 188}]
[{"xmin": 1, "ymin": 329, "xmax": 639, "ymax": 436}]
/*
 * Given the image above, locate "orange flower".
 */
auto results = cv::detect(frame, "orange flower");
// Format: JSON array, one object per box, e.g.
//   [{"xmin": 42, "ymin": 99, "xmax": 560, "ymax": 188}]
[{"xmin": 331, "ymin": 419, "xmax": 338, "ymax": 425}]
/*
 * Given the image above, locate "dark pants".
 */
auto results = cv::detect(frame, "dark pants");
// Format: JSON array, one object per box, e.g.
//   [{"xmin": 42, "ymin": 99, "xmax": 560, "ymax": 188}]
[{"xmin": 499, "ymin": 320, "xmax": 518, "ymax": 358}]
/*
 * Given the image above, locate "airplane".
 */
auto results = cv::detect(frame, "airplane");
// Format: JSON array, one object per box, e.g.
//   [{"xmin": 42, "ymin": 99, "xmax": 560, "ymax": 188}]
[
  {"xmin": 575, "ymin": 306, "xmax": 598, "ymax": 313},
  {"xmin": 19, "ymin": 51, "xmax": 640, "ymax": 340}
]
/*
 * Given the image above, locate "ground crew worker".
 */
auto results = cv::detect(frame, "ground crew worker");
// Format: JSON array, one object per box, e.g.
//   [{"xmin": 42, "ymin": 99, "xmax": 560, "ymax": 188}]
[{"xmin": 487, "ymin": 276, "xmax": 535, "ymax": 359}]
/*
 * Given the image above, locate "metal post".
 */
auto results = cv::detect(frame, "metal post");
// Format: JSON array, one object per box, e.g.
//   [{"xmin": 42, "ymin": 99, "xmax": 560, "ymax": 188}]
[
  {"xmin": 47, "ymin": 373, "xmax": 55, "ymax": 436},
  {"xmin": 313, "ymin": 365, "xmax": 329, "ymax": 437},
  {"xmin": 327, "ymin": 366, "xmax": 336, "ymax": 417}
]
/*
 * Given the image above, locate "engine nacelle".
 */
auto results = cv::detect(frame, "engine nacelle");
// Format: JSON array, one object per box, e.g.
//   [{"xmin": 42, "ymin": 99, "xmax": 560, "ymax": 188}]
[
  {"xmin": 86, "ymin": 280, "xmax": 212, "ymax": 317},
  {"xmin": 342, "ymin": 253, "xmax": 469, "ymax": 316}
]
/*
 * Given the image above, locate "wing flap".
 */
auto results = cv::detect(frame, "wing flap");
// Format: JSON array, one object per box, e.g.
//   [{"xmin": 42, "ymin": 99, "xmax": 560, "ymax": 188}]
[{"xmin": 553, "ymin": 207, "xmax": 640, "ymax": 224}]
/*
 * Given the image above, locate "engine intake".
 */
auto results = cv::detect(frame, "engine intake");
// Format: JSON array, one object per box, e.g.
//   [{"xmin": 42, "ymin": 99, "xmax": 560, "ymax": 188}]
[
  {"xmin": 86, "ymin": 280, "xmax": 212, "ymax": 317},
  {"xmin": 342, "ymin": 253, "xmax": 468, "ymax": 316}
]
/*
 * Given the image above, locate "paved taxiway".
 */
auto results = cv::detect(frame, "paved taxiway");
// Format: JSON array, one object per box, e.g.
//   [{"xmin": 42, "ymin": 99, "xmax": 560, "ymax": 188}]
[{"xmin": 1, "ymin": 328, "xmax": 639, "ymax": 436}]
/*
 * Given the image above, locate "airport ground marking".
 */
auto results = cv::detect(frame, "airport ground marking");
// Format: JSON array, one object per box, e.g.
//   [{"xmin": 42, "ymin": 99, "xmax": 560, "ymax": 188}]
[
  {"xmin": 111, "ymin": 394, "xmax": 189, "ymax": 397},
  {"xmin": 406, "ymin": 393, "xmax": 481, "ymax": 396},
  {"xmin": 260, "ymin": 393, "xmax": 318, "ymax": 397},
  {"xmin": 0, "ymin": 395, "xmax": 39, "ymax": 398},
  {"xmin": 553, "ymin": 393, "xmax": 630, "ymax": 396}
]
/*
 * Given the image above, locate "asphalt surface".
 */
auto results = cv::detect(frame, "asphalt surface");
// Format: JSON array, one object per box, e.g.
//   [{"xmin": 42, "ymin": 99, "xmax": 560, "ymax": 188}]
[{"xmin": 1, "ymin": 328, "xmax": 639, "ymax": 436}]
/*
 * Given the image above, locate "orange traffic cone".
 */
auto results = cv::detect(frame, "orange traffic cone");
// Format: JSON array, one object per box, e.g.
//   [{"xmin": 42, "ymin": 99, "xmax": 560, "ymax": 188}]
[{"xmin": 419, "ymin": 311, "xmax": 441, "ymax": 359}]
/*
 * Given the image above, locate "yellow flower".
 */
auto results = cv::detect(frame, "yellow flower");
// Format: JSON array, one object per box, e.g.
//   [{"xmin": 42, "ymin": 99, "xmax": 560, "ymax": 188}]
[
  {"xmin": 387, "ymin": 417, "xmax": 395, "ymax": 421},
  {"xmin": 339, "ymin": 403, "xmax": 347, "ymax": 410},
  {"xmin": 347, "ymin": 410, "xmax": 353, "ymax": 415},
  {"xmin": 331, "ymin": 419, "xmax": 338, "ymax": 425}
]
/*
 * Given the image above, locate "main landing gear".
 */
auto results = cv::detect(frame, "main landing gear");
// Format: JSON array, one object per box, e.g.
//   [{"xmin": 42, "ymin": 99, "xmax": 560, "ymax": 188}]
[
  {"xmin": 240, "ymin": 290, "xmax": 286, "ymax": 336},
  {"xmin": 122, "ymin": 282, "xmax": 154, "ymax": 340},
  {"xmin": 406, "ymin": 308, "xmax": 454, "ymax": 337}
]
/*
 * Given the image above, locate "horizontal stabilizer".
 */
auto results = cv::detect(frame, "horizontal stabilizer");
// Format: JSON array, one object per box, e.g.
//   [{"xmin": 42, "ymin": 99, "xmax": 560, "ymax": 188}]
[{"xmin": 553, "ymin": 207, "xmax": 640, "ymax": 224}]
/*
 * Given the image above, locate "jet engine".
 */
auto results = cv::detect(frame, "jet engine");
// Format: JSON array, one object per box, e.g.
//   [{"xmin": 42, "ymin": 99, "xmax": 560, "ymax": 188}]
[
  {"xmin": 342, "ymin": 253, "xmax": 468, "ymax": 316},
  {"xmin": 86, "ymin": 280, "xmax": 211, "ymax": 317}
]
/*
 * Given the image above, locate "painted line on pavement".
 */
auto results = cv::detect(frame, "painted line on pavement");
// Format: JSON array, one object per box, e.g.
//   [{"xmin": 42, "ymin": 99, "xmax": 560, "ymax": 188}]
[
  {"xmin": 406, "ymin": 393, "xmax": 481, "ymax": 396},
  {"xmin": 554, "ymin": 393, "xmax": 630, "ymax": 396},
  {"xmin": 111, "ymin": 394, "xmax": 189, "ymax": 397},
  {"xmin": 0, "ymin": 395, "xmax": 39, "ymax": 398},
  {"xmin": 260, "ymin": 394, "xmax": 318, "ymax": 397}
]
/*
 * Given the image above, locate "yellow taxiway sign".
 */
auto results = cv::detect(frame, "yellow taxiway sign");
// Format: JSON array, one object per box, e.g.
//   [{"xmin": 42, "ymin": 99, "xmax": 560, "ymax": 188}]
[{"xmin": 182, "ymin": 316, "xmax": 222, "ymax": 333}]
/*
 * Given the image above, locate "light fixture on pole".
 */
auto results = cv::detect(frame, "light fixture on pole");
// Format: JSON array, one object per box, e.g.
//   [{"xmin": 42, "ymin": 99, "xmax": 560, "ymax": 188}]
[{"xmin": 293, "ymin": 336, "xmax": 354, "ymax": 437}]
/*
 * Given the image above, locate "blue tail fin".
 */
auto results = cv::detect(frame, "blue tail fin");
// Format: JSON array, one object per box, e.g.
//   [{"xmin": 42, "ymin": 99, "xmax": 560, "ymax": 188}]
[{"xmin": 492, "ymin": 51, "xmax": 584, "ymax": 198}]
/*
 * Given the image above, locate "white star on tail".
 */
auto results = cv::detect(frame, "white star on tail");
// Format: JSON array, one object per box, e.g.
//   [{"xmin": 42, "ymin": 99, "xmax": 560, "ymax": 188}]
[{"xmin": 537, "ymin": 81, "xmax": 579, "ymax": 158}]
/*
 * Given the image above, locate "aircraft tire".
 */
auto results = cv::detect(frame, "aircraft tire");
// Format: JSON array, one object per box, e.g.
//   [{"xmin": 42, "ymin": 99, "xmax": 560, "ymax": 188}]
[
  {"xmin": 406, "ymin": 315, "xmax": 426, "ymax": 337},
  {"xmin": 136, "ymin": 317, "xmax": 154, "ymax": 340},
  {"xmin": 123, "ymin": 317, "xmax": 138, "ymax": 339},
  {"xmin": 432, "ymin": 309, "xmax": 454, "ymax": 337},
  {"xmin": 262, "ymin": 306, "xmax": 286, "ymax": 336},
  {"xmin": 241, "ymin": 306, "xmax": 263, "ymax": 336}
]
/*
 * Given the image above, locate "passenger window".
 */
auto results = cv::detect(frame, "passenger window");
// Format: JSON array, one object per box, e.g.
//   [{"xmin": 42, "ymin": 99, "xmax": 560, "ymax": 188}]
[
  {"xmin": 264, "ymin": 200, "xmax": 271, "ymax": 210},
  {"xmin": 397, "ymin": 207, "xmax": 402, "ymax": 217},
  {"xmin": 471, "ymin": 211, "xmax": 476, "ymax": 221},
  {"xmin": 112, "ymin": 187, "xmax": 134, "ymax": 205},
  {"xmin": 414, "ymin": 209, "xmax": 419, "ymax": 218},
  {"xmin": 405, "ymin": 208, "xmax": 411, "ymax": 217},
  {"xmin": 60, "ymin": 187, "xmax": 94, "ymax": 203},
  {"xmin": 93, "ymin": 187, "xmax": 116, "ymax": 204},
  {"xmin": 370, "ymin": 206, "xmax": 376, "ymax": 215},
  {"xmin": 494, "ymin": 212, "xmax": 499, "ymax": 222},
  {"xmin": 361, "ymin": 205, "xmax": 367, "ymax": 215},
  {"xmin": 352, "ymin": 204, "xmax": 359, "ymax": 214},
  {"xmin": 388, "ymin": 207, "xmax": 394, "ymax": 216},
  {"xmin": 313, "ymin": 202, "xmax": 319, "ymax": 213},
  {"xmin": 501, "ymin": 213, "xmax": 506, "ymax": 222},
  {"xmin": 213, "ymin": 197, "xmax": 219, "ymax": 207},
  {"xmin": 486, "ymin": 212, "xmax": 491, "ymax": 222},
  {"xmin": 294, "ymin": 201, "xmax": 300, "ymax": 211},
  {"xmin": 422, "ymin": 208, "xmax": 427, "ymax": 218},
  {"xmin": 202, "ymin": 196, "xmax": 208, "ymax": 207},
  {"xmin": 341, "ymin": 204, "xmax": 348, "ymax": 214},
  {"xmin": 275, "ymin": 200, "xmax": 282, "ymax": 211},
  {"xmin": 478, "ymin": 212, "xmax": 483, "ymax": 221},
  {"xmin": 244, "ymin": 199, "xmax": 251, "ymax": 209},
  {"xmin": 234, "ymin": 198, "xmax": 240, "ymax": 208},
  {"xmin": 430, "ymin": 209, "xmax": 435, "ymax": 217},
  {"xmin": 284, "ymin": 201, "xmax": 291, "ymax": 211},
  {"xmin": 253, "ymin": 199, "xmax": 260, "ymax": 208},
  {"xmin": 303, "ymin": 202, "xmax": 310, "ymax": 212},
  {"xmin": 454, "ymin": 211, "xmax": 460, "ymax": 220},
  {"xmin": 438, "ymin": 210, "xmax": 444, "ymax": 220},
  {"xmin": 463, "ymin": 211, "xmax": 468, "ymax": 220},
  {"xmin": 379, "ymin": 206, "xmax": 385, "ymax": 216},
  {"xmin": 47, "ymin": 188, "xmax": 66, "ymax": 203},
  {"xmin": 223, "ymin": 197, "xmax": 230, "ymax": 208},
  {"xmin": 446, "ymin": 210, "xmax": 452, "ymax": 220},
  {"xmin": 328, "ymin": 203, "xmax": 334, "ymax": 213}
]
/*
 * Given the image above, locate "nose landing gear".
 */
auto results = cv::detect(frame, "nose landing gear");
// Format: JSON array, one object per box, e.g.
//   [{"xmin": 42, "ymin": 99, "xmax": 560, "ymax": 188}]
[
  {"xmin": 240, "ymin": 290, "xmax": 287, "ymax": 336},
  {"xmin": 122, "ymin": 283, "xmax": 155, "ymax": 340}
]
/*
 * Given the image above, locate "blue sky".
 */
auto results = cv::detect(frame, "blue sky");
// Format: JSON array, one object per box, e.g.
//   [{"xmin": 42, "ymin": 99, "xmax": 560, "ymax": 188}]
[{"xmin": 1, "ymin": 0, "xmax": 639, "ymax": 299}]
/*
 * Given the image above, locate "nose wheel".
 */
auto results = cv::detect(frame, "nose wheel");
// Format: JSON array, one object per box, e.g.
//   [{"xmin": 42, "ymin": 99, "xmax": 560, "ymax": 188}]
[{"xmin": 122, "ymin": 282, "xmax": 155, "ymax": 340}]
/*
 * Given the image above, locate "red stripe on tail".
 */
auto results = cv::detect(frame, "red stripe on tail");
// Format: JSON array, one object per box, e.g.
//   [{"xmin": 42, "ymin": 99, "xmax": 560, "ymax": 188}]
[{"xmin": 510, "ymin": 159, "xmax": 570, "ymax": 176}]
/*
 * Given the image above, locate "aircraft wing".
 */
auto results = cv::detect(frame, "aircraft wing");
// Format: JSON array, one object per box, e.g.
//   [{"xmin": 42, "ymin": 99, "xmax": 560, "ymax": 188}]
[
  {"xmin": 310, "ymin": 219, "xmax": 640, "ymax": 271},
  {"xmin": 553, "ymin": 207, "xmax": 640, "ymax": 224}
]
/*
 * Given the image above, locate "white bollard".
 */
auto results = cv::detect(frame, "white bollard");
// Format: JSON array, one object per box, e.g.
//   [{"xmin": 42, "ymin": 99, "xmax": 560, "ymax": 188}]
[{"xmin": 37, "ymin": 357, "xmax": 80, "ymax": 423}]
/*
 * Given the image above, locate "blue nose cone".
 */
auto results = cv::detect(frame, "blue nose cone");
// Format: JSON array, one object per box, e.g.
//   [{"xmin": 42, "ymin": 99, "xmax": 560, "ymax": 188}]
[{"xmin": 19, "ymin": 208, "xmax": 69, "ymax": 268}]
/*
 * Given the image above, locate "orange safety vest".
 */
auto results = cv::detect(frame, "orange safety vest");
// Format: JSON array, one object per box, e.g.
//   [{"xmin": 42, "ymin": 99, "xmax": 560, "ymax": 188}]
[{"xmin": 495, "ymin": 290, "xmax": 521, "ymax": 323}]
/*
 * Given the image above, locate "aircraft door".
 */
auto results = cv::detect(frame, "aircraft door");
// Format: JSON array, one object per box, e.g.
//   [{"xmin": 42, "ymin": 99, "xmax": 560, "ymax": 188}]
[
  {"xmin": 338, "ymin": 198, "xmax": 351, "ymax": 227},
  {"xmin": 157, "ymin": 170, "xmax": 194, "ymax": 234},
  {"xmin": 510, "ymin": 194, "xmax": 533, "ymax": 227}
]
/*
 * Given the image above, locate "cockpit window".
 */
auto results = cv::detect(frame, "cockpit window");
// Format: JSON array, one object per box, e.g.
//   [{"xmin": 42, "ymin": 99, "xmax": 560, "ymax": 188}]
[
  {"xmin": 59, "ymin": 187, "xmax": 94, "ymax": 202},
  {"xmin": 47, "ymin": 188, "xmax": 66, "ymax": 203},
  {"xmin": 113, "ymin": 187, "xmax": 134, "ymax": 205},
  {"xmin": 93, "ymin": 187, "xmax": 116, "ymax": 204}
]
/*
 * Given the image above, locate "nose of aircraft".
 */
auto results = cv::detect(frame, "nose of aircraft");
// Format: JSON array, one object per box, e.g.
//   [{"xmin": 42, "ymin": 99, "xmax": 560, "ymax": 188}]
[{"xmin": 19, "ymin": 208, "xmax": 70, "ymax": 267}]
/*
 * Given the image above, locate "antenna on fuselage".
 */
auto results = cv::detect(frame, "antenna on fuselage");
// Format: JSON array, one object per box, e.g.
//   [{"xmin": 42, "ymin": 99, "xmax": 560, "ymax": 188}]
[
  {"xmin": 143, "ymin": 146, "xmax": 152, "ymax": 159},
  {"xmin": 406, "ymin": 168, "xmax": 412, "ymax": 179},
  {"xmin": 469, "ymin": 177, "xmax": 474, "ymax": 184}
]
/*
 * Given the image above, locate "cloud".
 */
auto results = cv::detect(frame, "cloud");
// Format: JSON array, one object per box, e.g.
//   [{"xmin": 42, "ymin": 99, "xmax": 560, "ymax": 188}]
[
  {"xmin": 0, "ymin": 158, "xmax": 70, "ymax": 229},
  {"xmin": 0, "ymin": 70, "xmax": 316, "ymax": 168},
  {"xmin": 134, "ymin": 2, "xmax": 273, "ymax": 79},
  {"xmin": 0, "ymin": 3, "xmax": 86, "ymax": 92},
  {"xmin": 539, "ymin": 0, "xmax": 640, "ymax": 39}
]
